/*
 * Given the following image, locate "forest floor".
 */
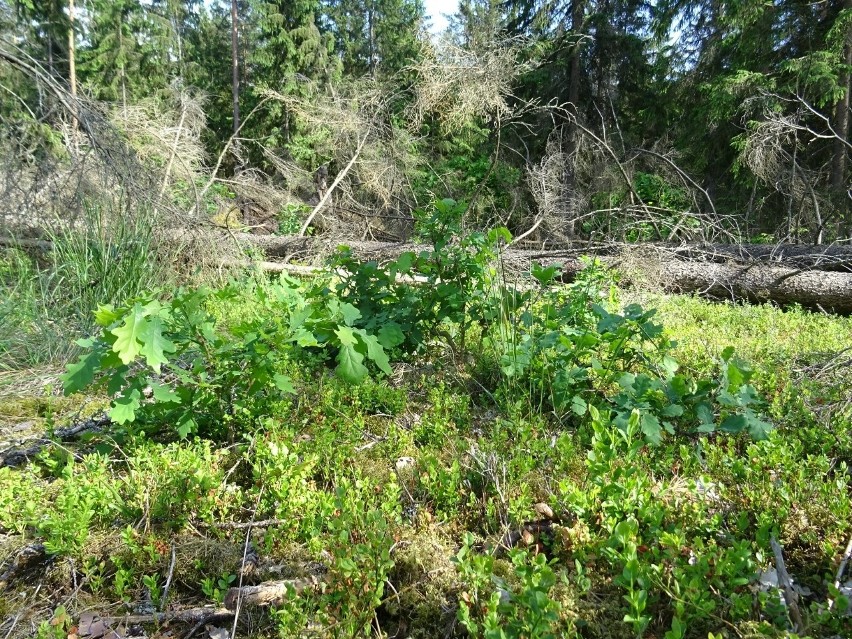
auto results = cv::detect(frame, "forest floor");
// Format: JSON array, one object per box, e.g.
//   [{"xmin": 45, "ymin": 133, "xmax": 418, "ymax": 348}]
[{"xmin": 1, "ymin": 280, "xmax": 851, "ymax": 639}]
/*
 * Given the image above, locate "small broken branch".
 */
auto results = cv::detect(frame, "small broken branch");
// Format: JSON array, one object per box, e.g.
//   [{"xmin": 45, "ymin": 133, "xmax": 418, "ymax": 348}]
[
  {"xmin": 160, "ymin": 543, "xmax": 177, "ymax": 612},
  {"xmin": 299, "ymin": 134, "xmax": 368, "ymax": 236},
  {"xmin": 770, "ymin": 536, "xmax": 805, "ymax": 634},
  {"xmin": 223, "ymin": 575, "xmax": 325, "ymax": 610},
  {"xmin": 199, "ymin": 518, "xmax": 292, "ymax": 531},
  {"xmin": 1, "ymin": 414, "xmax": 110, "ymax": 468},
  {"xmin": 832, "ymin": 535, "xmax": 852, "ymax": 611},
  {"xmin": 93, "ymin": 607, "xmax": 233, "ymax": 626},
  {"xmin": 0, "ymin": 236, "xmax": 55, "ymax": 251}
]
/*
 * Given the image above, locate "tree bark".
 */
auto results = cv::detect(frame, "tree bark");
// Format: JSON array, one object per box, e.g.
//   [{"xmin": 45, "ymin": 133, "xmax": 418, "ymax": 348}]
[
  {"xmin": 230, "ymin": 0, "xmax": 240, "ymax": 136},
  {"xmin": 118, "ymin": 14, "xmax": 127, "ymax": 119},
  {"xmin": 67, "ymin": 0, "xmax": 78, "ymax": 151},
  {"xmin": 224, "ymin": 576, "xmax": 324, "ymax": 610},
  {"xmin": 831, "ymin": 0, "xmax": 852, "ymax": 238},
  {"xmin": 218, "ymin": 235, "xmax": 852, "ymax": 271},
  {"xmin": 562, "ymin": 0, "xmax": 584, "ymax": 238}
]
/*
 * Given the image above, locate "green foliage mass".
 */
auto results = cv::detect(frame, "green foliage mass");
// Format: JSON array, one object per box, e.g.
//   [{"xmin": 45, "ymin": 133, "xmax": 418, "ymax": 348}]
[
  {"xmin": 9, "ymin": 218, "xmax": 845, "ymax": 638},
  {"xmin": 0, "ymin": 264, "xmax": 849, "ymax": 636}
]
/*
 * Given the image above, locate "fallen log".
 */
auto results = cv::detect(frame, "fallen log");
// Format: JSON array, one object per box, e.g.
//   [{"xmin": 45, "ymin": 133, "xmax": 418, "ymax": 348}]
[
  {"xmin": 646, "ymin": 259, "xmax": 852, "ymax": 313},
  {"xmin": 224, "ymin": 239, "xmax": 852, "ymax": 314},
  {"xmin": 7, "ymin": 231, "xmax": 851, "ymax": 270},
  {"xmin": 5, "ymin": 232, "xmax": 851, "ymax": 312},
  {"xmin": 650, "ymin": 242, "xmax": 852, "ymax": 272},
  {"xmin": 224, "ymin": 234, "xmax": 852, "ymax": 271}
]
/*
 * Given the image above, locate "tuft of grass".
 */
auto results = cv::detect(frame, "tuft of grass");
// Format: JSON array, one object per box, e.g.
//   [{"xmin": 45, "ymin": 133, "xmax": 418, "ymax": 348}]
[
  {"xmin": 0, "ymin": 199, "xmax": 168, "ymax": 370},
  {"xmin": 630, "ymin": 293, "xmax": 852, "ymax": 372}
]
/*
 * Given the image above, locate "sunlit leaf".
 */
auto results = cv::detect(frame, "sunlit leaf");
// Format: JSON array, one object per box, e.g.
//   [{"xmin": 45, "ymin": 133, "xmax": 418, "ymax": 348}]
[
  {"xmin": 273, "ymin": 374, "xmax": 296, "ymax": 394},
  {"xmin": 138, "ymin": 317, "xmax": 175, "ymax": 373},
  {"xmin": 110, "ymin": 303, "xmax": 148, "ymax": 364},
  {"xmin": 110, "ymin": 388, "xmax": 141, "ymax": 424}
]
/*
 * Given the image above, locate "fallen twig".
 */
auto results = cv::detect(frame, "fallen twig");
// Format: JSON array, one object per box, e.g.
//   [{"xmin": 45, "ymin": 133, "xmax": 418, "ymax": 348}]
[
  {"xmin": 198, "ymin": 518, "xmax": 291, "ymax": 530},
  {"xmin": 224, "ymin": 575, "xmax": 325, "ymax": 610},
  {"xmin": 93, "ymin": 607, "xmax": 233, "ymax": 626},
  {"xmin": 831, "ymin": 535, "xmax": 852, "ymax": 611},
  {"xmin": 160, "ymin": 543, "xmax": 177, "ymax": 612},
  {"xmin": 770, "ymin": 536, "xmax": 805, "ymax": 634},
  {"xmin": 0, "ymin": 414, "xmax": 110, "ymax": 468}
]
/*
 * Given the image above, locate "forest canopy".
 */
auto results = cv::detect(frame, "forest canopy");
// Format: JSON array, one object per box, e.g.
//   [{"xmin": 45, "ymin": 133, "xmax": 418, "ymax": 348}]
[{"xmin": 0, "ymin": 0, "xmax": 849, "ymax": 245}]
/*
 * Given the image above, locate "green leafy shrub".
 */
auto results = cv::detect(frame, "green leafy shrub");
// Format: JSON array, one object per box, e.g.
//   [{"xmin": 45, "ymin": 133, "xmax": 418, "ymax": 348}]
[
  {"xmin": 272, "ymin": 277, "xmax": 402, "ymax": 383},
  {"xmin": 495, "ymin": 264, "xmax": 772, "ymax": 444},
  {"xmin": 272, "ymin": 477, "xmax": 400, "ymax": 637},
  {"xmin": 122, "ymin": 439, "xmax": 232, "ymax": 528},
  {"xmin": 60, "ymin": 286, "xmax": 296, "ymax": 438},
  {"xmin": 330, "ymin": 198, "xmax": 509, "ymax": 355},
  {"xmin": 60, "ymin": 277, "xmax": 399, "ymax": 437}
]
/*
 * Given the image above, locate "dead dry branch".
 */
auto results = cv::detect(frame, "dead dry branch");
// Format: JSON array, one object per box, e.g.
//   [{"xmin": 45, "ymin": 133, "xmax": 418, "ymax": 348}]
[
  {"xmin": 737, "ymin": 90, "xmax": 850, "ymax": 243},
  {"xmin": 259, "ymin": 80, "xmax": 420, "ymax": 239},
  {"xmin": 406, "ymin": 34, "xmax": 534, "ymax": 134}
]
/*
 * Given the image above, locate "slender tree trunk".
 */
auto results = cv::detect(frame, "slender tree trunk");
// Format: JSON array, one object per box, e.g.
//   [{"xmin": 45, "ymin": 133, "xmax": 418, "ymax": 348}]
[
  {"xmin": 562, "ymin": 0, "xmax": 584, "ymax": 238},
  {"xmin": 47, "ymin": 35, "xmax": 54, "ymax": 76},
  {"xmin": 831, "ymin": 0, "xmax": 852, "ymax": 238},
  {"xmin": 230, "ymin": 0, "xmax": 240, "ymax": 136},
  {"xmin": 67, "ymin": 0, "xmax": 76, "ymax": 102},
  {"xmin": 118, "ymin": 16, "xmax": 127, "ymax": 119},
  {"xmin": 172, "ymin": 14, "xmax": 184, "ymax": 80},
  {"xmin": 567, "ymin": 1, "xmax": 582, "ymax": 129},
  {"xmin": 368, "ymin": 3, "xmax": 376, "ymax": 76},
  {"xmin": 67, "ymin": 0, "xmax": 78, "ymax": 152}
]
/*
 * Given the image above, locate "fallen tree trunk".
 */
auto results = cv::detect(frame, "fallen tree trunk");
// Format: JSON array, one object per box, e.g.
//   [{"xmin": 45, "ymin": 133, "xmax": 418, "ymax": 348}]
[
  {"xmin": 6, "ymin": 232, "xmax": 851, "ymax": 270},
  {"xmin": 223, "ymin": 234, "xmax": 852, "ymax": 271},
  {"xmin": 227, "ymin": 238, "xmax": 852, "ymax": 313},
  {"xmin": 641, "ymin": 258, "xmax": 852, "ymax": 313},
  {"xmin": 4, "ymin": 233, "xmax": 851, "ymax": 312},
  {"xmin": 647, "ymin": 242, "xmax": 852, "ymax": 272}
]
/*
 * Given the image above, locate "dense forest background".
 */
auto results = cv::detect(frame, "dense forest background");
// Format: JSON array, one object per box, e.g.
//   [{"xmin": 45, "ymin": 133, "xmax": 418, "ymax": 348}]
[
  {"xmin": 3, "ymin": 4, "xmax": 852, "ymax": 638},
  {"xmin": 0, "ymin": 0, "xmax": 850, "ymax": 244}
]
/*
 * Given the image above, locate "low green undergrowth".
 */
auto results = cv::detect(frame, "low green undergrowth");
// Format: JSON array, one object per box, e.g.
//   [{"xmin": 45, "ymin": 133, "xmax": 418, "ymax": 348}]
[{"xmin": 1, "ymin": 203, "xmax": 850, "ymax": 638}]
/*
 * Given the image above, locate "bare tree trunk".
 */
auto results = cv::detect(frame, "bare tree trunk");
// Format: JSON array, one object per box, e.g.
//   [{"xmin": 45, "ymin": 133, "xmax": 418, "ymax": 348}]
[
  {"xmin": 368, "ymin": 2, "xmax": 376, "ymax": 76},
  {"xmin": 832, "ymin": 0, "xmax": 852, "ymax": 238},
  {"xmin": 47, "ymin": 35, "xmax": 54, "ymax": 77},
  {"xmin": 786, "ymin": 130, "xmax": 798, "ymax": 241},
  {"xmin": 67, "ymin": 0, "xmax": 78, "ymax": 153},
  {"xmin": 230, "ymin": 0, "xmax": 240, "ymax": 136},
  {"xmin": 562, "ymin": 0, "xmax": 584, "ymax": 238},
  {"xmin": 171, "ymin": 13, "xmax": 184, "ymax": 80},
  {"xmin": 118, "ymin": 16, "xmax": 127, "ymax": 120}
]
